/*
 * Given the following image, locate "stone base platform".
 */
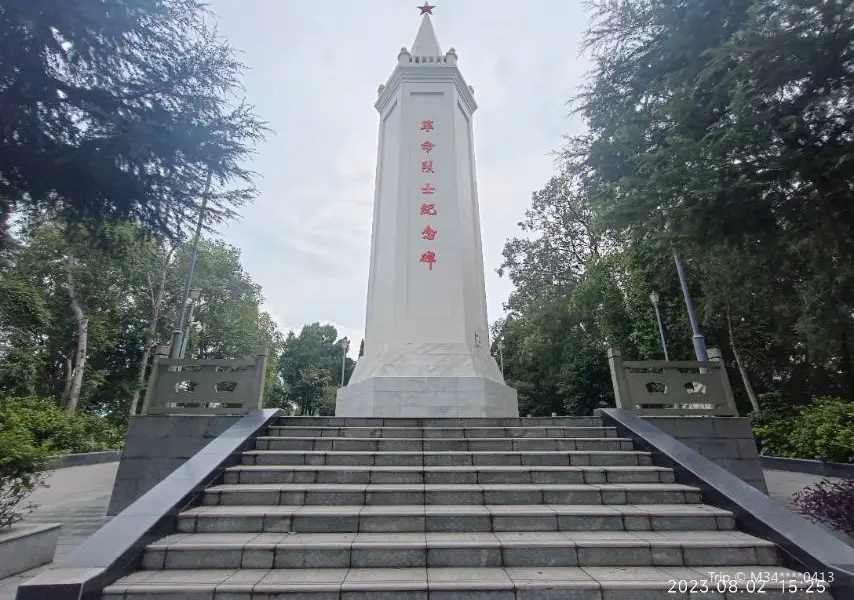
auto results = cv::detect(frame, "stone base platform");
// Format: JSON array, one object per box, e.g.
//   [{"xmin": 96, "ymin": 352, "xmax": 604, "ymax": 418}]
[{"xmin": 335, "ymin": 376, "xmax": 518, "ymax": 417}]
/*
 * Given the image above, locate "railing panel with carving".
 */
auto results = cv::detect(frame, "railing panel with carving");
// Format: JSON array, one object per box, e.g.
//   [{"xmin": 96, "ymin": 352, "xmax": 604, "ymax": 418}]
[
  {"xmin": 141, "ymin": 352, "xmax": 268, "ymax": 416},
  {"xmin": 607, "ymin": 347, "xmax": 738, "ymax": 416}
]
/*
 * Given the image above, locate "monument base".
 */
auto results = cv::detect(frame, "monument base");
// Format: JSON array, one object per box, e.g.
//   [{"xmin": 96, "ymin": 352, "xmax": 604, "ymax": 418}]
[{"xmin": 336, "ymin": 376, "xmax": 519, "ymax": 417}]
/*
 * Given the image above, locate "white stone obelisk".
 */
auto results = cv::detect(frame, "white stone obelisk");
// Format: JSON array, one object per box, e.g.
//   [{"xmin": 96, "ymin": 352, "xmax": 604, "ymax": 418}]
[{"xmin": 336, "ymin": 4, "xmax": 518, "ymax": 418}]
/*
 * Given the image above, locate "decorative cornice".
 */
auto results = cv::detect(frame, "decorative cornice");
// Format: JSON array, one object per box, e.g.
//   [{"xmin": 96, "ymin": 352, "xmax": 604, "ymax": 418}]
[{"xmin": 375, "ymin": 65, "xmax": 477, "ymax": 115}]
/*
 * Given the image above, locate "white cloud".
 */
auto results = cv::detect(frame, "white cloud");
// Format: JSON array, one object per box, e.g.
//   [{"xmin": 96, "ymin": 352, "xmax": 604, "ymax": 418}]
[{"xmin": 209, "ymin": 0, "xmax": 593, "ymax": 352}]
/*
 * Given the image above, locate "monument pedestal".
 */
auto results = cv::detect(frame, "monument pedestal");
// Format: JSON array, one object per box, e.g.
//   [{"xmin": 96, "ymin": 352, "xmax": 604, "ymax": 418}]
[
  {"xmin": 337, "ymin": 376, "xmax": 518, "ymax": 417},
  {"xmin": 337, "ymin": 342, "xmax": 518, "ymax": 417}
]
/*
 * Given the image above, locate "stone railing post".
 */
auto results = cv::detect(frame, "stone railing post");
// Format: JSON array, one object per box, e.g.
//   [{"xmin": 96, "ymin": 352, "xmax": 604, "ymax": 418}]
[
  {"xmin": 251, "ymin": 349, "xmax": 269, "ymax": 410},
  {"xmin": 708, "ymin": 347, "xmax": 738, "ymax": 416},
  {"xmin": 139, "ymin": 344, "xmax": 170, "ymax": 415},
  {"xmin": 607, "ymin": 347, "xmax": 631, "ymax": 410}
]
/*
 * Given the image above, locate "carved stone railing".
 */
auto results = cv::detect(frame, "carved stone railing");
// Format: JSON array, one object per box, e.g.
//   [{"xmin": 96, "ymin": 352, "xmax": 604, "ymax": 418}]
[
  {"xmin": 140, "ymin": 350, "xmax": 268, "ymax": 416},
  {"xmin": 607, "ymin": 347, "xmax": 738, "ymax": 416}
]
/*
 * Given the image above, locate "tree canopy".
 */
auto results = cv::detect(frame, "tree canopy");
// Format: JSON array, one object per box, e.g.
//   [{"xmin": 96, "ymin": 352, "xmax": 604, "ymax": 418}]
[
  {"xmin": 496, "ymin": 0, "xmax": 854, "ymax": 416},
  {"xmin": 0, "ymin": 218, "xmax": 282, "ymax": 422},
  {"xmin": 273, "ymin": 323, "xmax": 355, "ymax": 416},
  {"xmin": 0, "ymin": 0, "xmax": 266, "ymax": 246}
]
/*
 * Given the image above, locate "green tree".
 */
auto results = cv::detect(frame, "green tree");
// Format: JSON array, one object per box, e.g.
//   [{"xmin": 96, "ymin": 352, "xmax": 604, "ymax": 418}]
[
  {"xmin": 0, "ymin": 220, "xmax": 157, "ymax": 413},
  {"xmin": 0, "ymin": 219, "xmax": 283, "ymax": 423},
  {"xmin": 274, "ymin": 323, "xmax": 354, "ymax": 415},
  {"xmin": 0, "ymin": 0, "xmax": 267, "ymax": 246},
  {"xmin": 503, "ymin": 0, "xmax": 854, "ymax": 415}
]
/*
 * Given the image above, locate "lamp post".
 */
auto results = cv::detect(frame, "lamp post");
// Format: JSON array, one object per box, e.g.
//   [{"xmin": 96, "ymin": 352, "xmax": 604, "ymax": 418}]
[
  {"xmin": 673, "ymin": 249, "xmax": 710, "ymax": 369},
  {"xmin": 178, "ymin": 288, "xmax": 202, "ymax": 359},
  {"xmin": 340, "ymin": 338, "xmax": 350, "ymax": 387},
  {"xmin": 169, "ymin": 166, "xmax": 214, "ymax": 360},
  {"xmin": 497, "ymin": 340, "xmax": 505, "ymax": 377},
  {"xmin": 649, "ymin": 291, "xmax": 670, "ymax": 361}
]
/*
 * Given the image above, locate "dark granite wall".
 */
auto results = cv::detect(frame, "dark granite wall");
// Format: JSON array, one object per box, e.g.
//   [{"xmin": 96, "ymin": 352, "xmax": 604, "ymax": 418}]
[
  {"xmin": 106, "ymin": 415, "xmax": 240, "ymax": 515},
  {"xmin": 643, "ymin": 416, "xmax": 768, "ymax": 493}
]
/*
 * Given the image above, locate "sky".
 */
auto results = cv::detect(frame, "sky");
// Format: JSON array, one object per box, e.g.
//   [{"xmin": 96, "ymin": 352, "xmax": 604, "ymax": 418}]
[{"xmin": 205, "ymin": 0, "xmax": 592, "ymax": 356}]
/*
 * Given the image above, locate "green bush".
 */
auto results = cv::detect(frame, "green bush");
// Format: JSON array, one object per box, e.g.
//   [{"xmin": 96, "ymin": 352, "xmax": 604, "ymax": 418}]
[
  {"xmin": 786, "ymin": 398, "xmax": 854, "ymax": 463},
  {"xmin": 750, "ymin": 392, "xmax": 797, "ymax": 458},
  {"xmin": 0, "ymin": 426, "xmax": 47, "ymax": 529},
  {"xmin": 0, "ymin": 396, "xmax": 124, "ymax": 529},
  {"xmin": 0, "ymin": 396, "xmax": 124, "ymax": 455},
  {"xmin": 752, "ymin": 396, "xmax": 854, "ymax": 463}
]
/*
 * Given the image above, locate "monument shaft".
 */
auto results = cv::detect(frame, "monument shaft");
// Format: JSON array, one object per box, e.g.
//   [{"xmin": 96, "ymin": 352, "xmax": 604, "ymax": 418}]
[{"xmin": 336, "ymin": 12, "xmax": 518, "ymax": 418}]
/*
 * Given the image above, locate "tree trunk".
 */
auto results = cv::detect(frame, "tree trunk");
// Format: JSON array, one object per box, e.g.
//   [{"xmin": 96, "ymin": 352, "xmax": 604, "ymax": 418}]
[
  {"xmin": 727, "ymin": 304, "xmax": 761, "ymax": 414},
  {"xmin": 62, "ymin": 255, "xmax": 88, "ymax": 413},
  {"xmin": 61, "ymin": 354, "xmax": 73, "ymax": 402},
  {"xmin": 840, "ymin": 324, "xmax": 854, "ymax": 401},
  {"xmin": 129, "ymin": 244, "xmax": 176, "ymax": 418}
]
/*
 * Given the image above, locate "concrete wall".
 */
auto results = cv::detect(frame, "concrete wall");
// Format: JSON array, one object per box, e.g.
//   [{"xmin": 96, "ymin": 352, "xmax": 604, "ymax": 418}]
[
  {"xmin": 643, "ymin": 416, "xmax": 768, "ymax": 493},
  {"xmin": 106, "ymin": 415, "xmax": 240, "ymax": 515}
]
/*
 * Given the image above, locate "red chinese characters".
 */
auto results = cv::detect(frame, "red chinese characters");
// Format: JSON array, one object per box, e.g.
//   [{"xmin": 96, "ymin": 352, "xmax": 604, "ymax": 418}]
[
  {"xmin": 420, "ymin": 251, "xmax": 437, "ymax": 271},
  {"xmin": 418, "ymin": 119, "xmax": 438, "ymax": 270}
]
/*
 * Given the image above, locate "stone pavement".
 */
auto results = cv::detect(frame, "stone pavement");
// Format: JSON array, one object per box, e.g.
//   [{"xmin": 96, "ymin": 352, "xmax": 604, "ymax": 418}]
[
  {"xmin": 0, "ymin": 462, "xmax": 848, "ymax": 599},
  {"xmin": 763, "ymin": 469, "xmax": 837, "ymax": 507},
  {"xmin": 764, "ymin": 468, "xmax": 854, "ymax": 547},
  {"xmin": 0, "ymin": 462, "xmax": 117, "ymax": 600}
]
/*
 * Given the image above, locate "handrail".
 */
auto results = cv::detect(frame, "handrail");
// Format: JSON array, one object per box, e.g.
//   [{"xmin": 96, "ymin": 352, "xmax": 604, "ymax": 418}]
[{"xmin": 598, "ymin": 408, "xmax": 854, "ymax": 599}]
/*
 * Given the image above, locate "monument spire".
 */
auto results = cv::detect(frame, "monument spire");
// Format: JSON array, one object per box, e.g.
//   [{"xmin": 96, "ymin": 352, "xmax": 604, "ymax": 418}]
[
  {"xmin": 336, "ymin": 4, "xmax": 518, "ymax": 418},
  {"xmin": 412, "ymin": 5, "xmax": 442, "ymax": 56}
]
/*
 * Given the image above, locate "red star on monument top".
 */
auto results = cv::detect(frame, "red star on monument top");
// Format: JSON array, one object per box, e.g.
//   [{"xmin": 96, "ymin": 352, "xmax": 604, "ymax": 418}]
[{"xmin": 418, "ymin": 2, "xmax": 436, "ymax": 15}]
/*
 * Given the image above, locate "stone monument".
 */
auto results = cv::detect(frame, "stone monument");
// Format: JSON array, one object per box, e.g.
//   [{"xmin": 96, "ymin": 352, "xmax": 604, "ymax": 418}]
[{"xmin": 336, "ymin": 3, "xmax": 518, "ymax": 418}]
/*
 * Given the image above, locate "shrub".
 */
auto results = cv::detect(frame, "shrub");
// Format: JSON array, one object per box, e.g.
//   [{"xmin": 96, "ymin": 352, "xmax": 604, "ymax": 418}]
[
  {"xmin": 751, "ymin": 396, "xmax": 854, "ymax": 463},
  {"xmin": 750, "ymin": 396, "xmax": 795, "ymax": 458},
  {"xmin": 785, "ymin": 398, "xmax": 854, "ymax": 464},
  {"xmin": 792, "ymin": 478, "xmax": 854, "ymax": 536},
  {"xmin": 0, "ymin": 426, "xmax": 47, "ymax": 529},
  {"xmin": 0, "ymin": 396, "xmax": 124, "ymax": 455}
]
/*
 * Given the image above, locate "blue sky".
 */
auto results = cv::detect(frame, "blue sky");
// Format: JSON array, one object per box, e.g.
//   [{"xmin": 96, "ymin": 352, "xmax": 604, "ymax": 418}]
[{"xmin": 206, "ymin": 0, "xmax": 592, "ymax": 355}]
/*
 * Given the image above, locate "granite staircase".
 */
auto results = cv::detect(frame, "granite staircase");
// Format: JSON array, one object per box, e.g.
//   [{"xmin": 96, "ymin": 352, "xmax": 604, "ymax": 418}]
[{"xmin": 103, "ymin": 416, "xmax": 826, "ymax": 599}]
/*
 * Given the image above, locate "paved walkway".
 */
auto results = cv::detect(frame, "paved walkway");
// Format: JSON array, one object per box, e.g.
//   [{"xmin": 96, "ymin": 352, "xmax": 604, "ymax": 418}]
[
  {"xmin": 0, "ymin": 462, "xmax": 117, "ymax": 600},
  {"xmin": 763, "ymin": 469, "xmax": 837, "ymax": 507},
  {"xmin": 0, "ymin": 463, "xmax": 848, "ymax": 599}
]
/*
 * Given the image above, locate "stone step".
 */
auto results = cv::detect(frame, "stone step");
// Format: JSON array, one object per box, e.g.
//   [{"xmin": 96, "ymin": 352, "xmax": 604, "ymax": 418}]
[
  {"xmin": 178, "ymin": 503, "xmax": 736, "ymax": 534},
  {"xmin": 202, "ymin": 483, "xmax": 702, "ymax": 507},
  {"xmin": 273, "ymin": 416, "xmax": 603, "ymax": 428},
  {"xmin": 254, "ymin": 436, "xmax": 635, "ymax": 452},
  {"xmin": 103, "ymin": 566, "xmax": 831, "ymax": 600},
  {"xmin": 264, "ymin": 426, "xmax": 619, "ymax": 439},
  {"xmin": 222, "ymin": 465, "xmax": 675, "ymax": 485},
  {"xmin": 141, "ymin": 531, "xmax": 778, "ymax": 571},
  {"xmin": 240, "ymin": 449, "xmax": 654, "ymax": 467}
]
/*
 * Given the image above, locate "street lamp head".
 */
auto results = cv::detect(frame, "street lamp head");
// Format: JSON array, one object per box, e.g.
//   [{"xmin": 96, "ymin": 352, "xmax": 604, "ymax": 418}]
[
  {"xmin": 649, "ymin": 291, "xmax": 660, "ymax": 306},
  {"xmin": 189, "ymin": 288, "xmax": 202, "ymax": 302},
  {"xmin": 341, "ymin": 339, "xmax": 350, "ymax": 351}
]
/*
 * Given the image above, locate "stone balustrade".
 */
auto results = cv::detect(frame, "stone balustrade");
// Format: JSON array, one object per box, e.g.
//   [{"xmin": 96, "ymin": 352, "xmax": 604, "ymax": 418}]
[
  {"xmin": 607, "ymin": 346, "xmax": 739, "ymax": 416},
  {"xmin": 140, "ymin": 350, "xmax": 268, "ymax": 416}
]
